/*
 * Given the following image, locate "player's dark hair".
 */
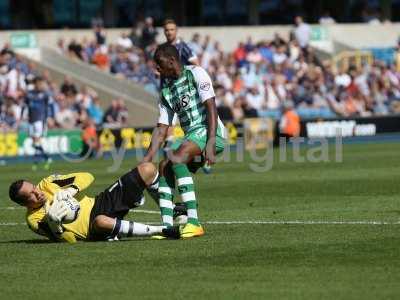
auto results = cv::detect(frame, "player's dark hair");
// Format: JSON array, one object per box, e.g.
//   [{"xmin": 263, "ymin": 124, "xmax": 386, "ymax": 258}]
[
  {"xmin": 154, "ymin": 43, "xmax": 180, "ymax": 64},
  {"xmin": 163, "ymin": 18, "xmax": 177, "ymax": 27},
  {"xmin": 9, "ymin": 180, "xmax": 26, "ymax": 206}
]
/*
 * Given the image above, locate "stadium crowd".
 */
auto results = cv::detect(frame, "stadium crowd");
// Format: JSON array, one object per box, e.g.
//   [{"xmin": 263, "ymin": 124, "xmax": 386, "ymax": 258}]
[
  {"xmin": 0, "ymin": 45, "xmax": 129, "ymax": 132},
  {"xmin": 57, "ymin": 16, "xmax": 400, "ymax": 123}
]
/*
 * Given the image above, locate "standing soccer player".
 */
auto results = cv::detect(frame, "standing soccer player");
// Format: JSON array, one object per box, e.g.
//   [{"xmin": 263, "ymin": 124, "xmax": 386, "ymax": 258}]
[
  {"xmin": 163, "ymin": 18, "xmax": 214, "ymax": 174},
  {"xmin": 142, "ymin": 44, "xmax": 226, "ymax": 238},
  {"xmin": 163, "ymin": 19, "xmax": 199, "ymax": 66},
  {"xmin": 23, "ymin": 77, "xmax": 52, "ymax": 170}
]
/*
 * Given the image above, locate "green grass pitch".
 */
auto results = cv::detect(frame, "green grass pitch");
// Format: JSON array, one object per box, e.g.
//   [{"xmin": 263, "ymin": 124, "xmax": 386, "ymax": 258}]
[{"xmin": 1, "ymin": 142, "xmax": 400, "ymax": 299}]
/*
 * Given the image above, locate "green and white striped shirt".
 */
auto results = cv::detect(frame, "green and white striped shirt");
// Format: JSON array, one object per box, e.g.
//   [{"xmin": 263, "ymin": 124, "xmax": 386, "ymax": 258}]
[{"xmin": 158, "ymin": 65, "xmax": 225, "ymax": 138}]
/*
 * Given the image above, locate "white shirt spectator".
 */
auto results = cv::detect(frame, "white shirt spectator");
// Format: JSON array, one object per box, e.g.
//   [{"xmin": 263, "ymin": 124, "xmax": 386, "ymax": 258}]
[
  {"xmin": 355, "ymin": 73, "xmax": 370, "ymax": 96},
  {"xmin": 5, "ymin": 69, "xmax": 26, "ymax": 98},
  {"xmin": 216, "ymin": 69, "xmax": 233, "ymax": 90},
  {"xmin": 246, "ymin": 90, "xmax": 265, "ymax": 111},
  {"xmin": 334, "ymin": 73, "xmax": 351, "ymax": 87},
  {"xmin": 55, "ymin": 108, "xmax": 76, "ymax": 129},
  {"xmin": 224, "ymin": 91, "xmax": 235, "ymax": 107},
  {"xmin": 273, "ymin": 52, "xmax": 288, "ymax": 65},
  {"xmin": 295, "ymin": 23, "xmax": 312, "ymax": 48},
  {"xmin": 117, "ymin": 34, "xmax": 133, "ymax": 49},
  {"xmin": 247, "ymin": 49, "xmax": 263, "ymax": 64},
  {"xmin": 265, "ymin": 85, "xmax": 281, "ymax": 109},
  {"xmin": 319, "ymin": 16, "xmax": 336, "ymax": 25}
]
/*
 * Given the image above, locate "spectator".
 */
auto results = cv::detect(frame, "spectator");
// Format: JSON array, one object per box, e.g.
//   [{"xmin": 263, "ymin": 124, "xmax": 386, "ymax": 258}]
[
  {"xmin": 0, "ymin": 103, "xmax": 17, "ymax": 130},
  {"xmin": 294, "ymin": 15, "xmax": 312, "ymax": 50},
  {"xmin": 94, "ymin": 24, "xmax": 106, "ymax": 45},
  {"xmin": 188, "ymin": 33, "xmax": 203, "ymax": 56},
  {"xmin": 81, "ymin": 118, "xmax": 98, "ymax": 158},
  {"xmin": 68, "ymin": 39, "xmax": 84, "ymax": 60},
  {"xmin": 103, "ymin": 99, "xmax": 120, "ymax": 125},
  {"xmin": 233, "ymin": 42, "xmax": 247, "ymax": 67},
  {"xmin": 128, "ymin": 25, "xmax": 141, "ymax": 48},
  {"xmin": 335, "ymin": 66, "xmax": 352, "ymax": 88},
  {"xmin": 60, "ymin": 76, "xmax": 77, "ymax": 96},
  {"xmin": 319, "ymin": 11, "xmax": 336, "ymax": 25},
  {"xmin": 55, "ymin": 94, "xmax": 77, "ymax": 129},
  {"xmin": 117, "ymin": 32, "xmax": 133, "ymax": 49},
  {"xmin": 141, "ymin": 17, "xmax": 158, "ymax": 49},
  {"xmin": 92, "ymin": 45, "xmax": 110, "ymax": 71},
  {"xmin": 279, "ymin": 101, "xmax": 300, "ymax": 138},
  {"xmin": 56, "ymin": 38, "xmax": 65, "ymax": 55},
  {"xmin": 163, "ymin": 19, "xmax": 199, "ymax": 65},
  {"xmin": 88, "ymin": 96, "xmax": 104, "ymax": 126},
  {"xmin": 245, "ymin": 86, "xmax": 265, "ymax": 114}
]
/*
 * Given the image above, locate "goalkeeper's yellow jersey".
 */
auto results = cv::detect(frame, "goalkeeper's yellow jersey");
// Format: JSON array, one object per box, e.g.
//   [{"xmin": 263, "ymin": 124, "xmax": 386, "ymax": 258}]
[{"xmin": 26, "ymin": 172, "xmax": 95, "ymax": 243}]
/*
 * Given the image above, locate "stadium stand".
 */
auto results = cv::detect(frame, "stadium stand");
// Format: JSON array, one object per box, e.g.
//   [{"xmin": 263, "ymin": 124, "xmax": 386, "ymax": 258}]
[
  {"xmin": 0, "ymin": 45, "xmax": 134, "ymax": 132},
  {"xmin": 55, "ymin": 23, "xmax": 400, "ymax": 122}
]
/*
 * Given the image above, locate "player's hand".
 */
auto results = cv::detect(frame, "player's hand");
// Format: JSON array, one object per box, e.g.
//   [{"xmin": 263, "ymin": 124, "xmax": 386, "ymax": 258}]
[
  {"xmin": 205, "ymin": 147, "xmax": 216, "ymax": 165},
  {"xmin": 47, "ymin": 199, "xmax": 69, "ymax": 223},
  {"xmin": 54, "ymin": 187, "xmax": 77, "ymax": 202},
  {"xmin": 45, "ymin": 199, "xmax": 69, "ymax": 235},
  {"xmin": 47, "ymin": 218, "xmax": 64, "ymax": 235}
]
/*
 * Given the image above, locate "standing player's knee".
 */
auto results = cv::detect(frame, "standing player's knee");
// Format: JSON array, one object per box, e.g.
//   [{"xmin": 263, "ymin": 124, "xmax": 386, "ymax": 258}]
[
  {"xmin": 169, "ymin": 151, "xmax": 186, "ymax": 164},
  {"xmin": 137, "ymin": 162, "xmax": 157, "ymax": 186}
]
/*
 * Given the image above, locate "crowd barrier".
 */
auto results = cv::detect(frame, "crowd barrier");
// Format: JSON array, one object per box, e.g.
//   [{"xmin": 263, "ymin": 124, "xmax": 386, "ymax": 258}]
[{"xmin": 1, "ymin": 115, "xmax": 399, "ymax": 159}]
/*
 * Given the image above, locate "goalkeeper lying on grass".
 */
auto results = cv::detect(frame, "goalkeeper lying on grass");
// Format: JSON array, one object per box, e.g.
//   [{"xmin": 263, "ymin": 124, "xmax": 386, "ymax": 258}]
[{"xmin": 8, "ymin": 163, "xmax": 181, "ymax": 243}]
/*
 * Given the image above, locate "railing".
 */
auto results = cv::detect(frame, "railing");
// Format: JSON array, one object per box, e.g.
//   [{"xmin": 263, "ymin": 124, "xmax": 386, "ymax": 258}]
[
  {"xmin": 39, "ymin": 47, "xmax": 158, "ymax": 126},
  {"xmin": 331, "ymin": 50, "xmax": 373, "ymax": 72}
]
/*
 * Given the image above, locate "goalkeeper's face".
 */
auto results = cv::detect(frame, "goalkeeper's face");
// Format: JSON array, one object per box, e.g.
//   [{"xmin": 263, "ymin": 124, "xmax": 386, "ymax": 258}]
[{"xmin": 18, "ymin": 181, "xmax": 46, "ymax": 209}]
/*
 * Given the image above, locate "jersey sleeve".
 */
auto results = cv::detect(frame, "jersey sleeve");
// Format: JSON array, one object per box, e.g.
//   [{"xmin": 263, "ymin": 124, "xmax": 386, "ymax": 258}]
[
  {"xmin": 48, "ymin": 172, "xmax": 94, "ymax": 193},
  {"xmin": 190, "ymin": 66, "xmax": 215, "ymax": 102},
  {"xmin": 157, "ymin": 99, "xmax": 175, "ymax": 126},
  {"xmin": 182, "ymin": 43, "xmax": 198, "ymax": 63}
]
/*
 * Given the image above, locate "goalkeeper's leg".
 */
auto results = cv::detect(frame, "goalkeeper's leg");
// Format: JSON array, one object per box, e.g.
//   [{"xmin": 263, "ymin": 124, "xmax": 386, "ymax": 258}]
[{"xmin": 92, "ymin": 215, "xmax": 165, "ymax": 239}]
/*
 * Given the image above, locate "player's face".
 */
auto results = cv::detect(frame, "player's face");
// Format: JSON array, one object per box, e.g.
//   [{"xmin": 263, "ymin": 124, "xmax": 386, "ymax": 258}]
[
  {"xmin": 164, "ymin": 24, "xmax": 177, "ymax": 43},
  {"xmin": 19, "ymin": 181, "xmax": 46, "ymax": 209},
  {"xmin": 35, "ymin": 80, "xmax": 46, "ymax": 91},
  {"xmin": 156, "ymin": 56, "xmax": 179, "ymax": 78}
]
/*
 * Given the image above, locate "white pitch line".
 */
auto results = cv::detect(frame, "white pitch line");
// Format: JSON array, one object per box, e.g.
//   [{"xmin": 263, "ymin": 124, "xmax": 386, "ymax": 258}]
[
  {"xmin": 205, "ymin": 220, "xmax": 400, "ymax": 225},
  {"xmin": 1, "ymin": 220, "xmax": 400, "ymax": 226},
  {"xmin": 0, "ymin": 207, "xmax": 24, "ymax": 210}
]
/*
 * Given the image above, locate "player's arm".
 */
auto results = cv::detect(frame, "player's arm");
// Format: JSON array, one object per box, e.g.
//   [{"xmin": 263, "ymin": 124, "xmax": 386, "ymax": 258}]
[
  {"xmin": 188, "ymin": 56, "xmax": 200, "ymax": 66},
  {"xmin": 142, "ymin": 101, "xmax": 173, "ymax": 162},
  {"xmin": 49, "ymin": 172, "xmax": 94, "ymax": 194},
  {"xmin": 204, "ymin": 98, "xmax": 217, "ymax": 165},
  {"xmin": 192, "ymin": 66, "xmax": 217, "ymax": 164},
  {"xmin": 183, "ymin": 43, "xmax": 200, "ymax": 66},
  {"xmin": 27, "ymin": 214, "xmax": 76, "ymax": 243}
]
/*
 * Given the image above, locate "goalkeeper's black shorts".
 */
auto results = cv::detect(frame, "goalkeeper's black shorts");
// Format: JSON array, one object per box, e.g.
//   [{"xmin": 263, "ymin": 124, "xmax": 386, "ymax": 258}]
[{"xmin": 88, "ymin": 168, "xmax": 146, "ymax": 240}]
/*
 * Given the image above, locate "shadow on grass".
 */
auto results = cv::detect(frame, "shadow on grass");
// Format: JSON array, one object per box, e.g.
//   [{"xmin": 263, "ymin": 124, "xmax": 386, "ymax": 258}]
[
  {"xmin": 0, "ymin": 239, "xmax": 53, "ymax": 244},
  {"xmin": 0, "ymin": 237, "xmax": 165, "ymax": 244}
]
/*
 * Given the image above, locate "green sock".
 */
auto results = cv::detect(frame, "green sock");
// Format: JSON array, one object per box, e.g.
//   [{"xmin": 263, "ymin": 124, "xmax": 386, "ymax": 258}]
[
  {"xmin": 158, "ymin": 176, "xmax": 174, "ymax": 227},
  {"xmin": 172, "ymin": 163, "xmax": 199, "ymax": 226}
]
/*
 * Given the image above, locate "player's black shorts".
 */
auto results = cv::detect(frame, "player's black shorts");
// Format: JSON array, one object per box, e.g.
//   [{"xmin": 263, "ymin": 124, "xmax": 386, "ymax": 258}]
[{"xmin": 88, "ymin": 168, "xmax": 146, "ymax": 240}]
